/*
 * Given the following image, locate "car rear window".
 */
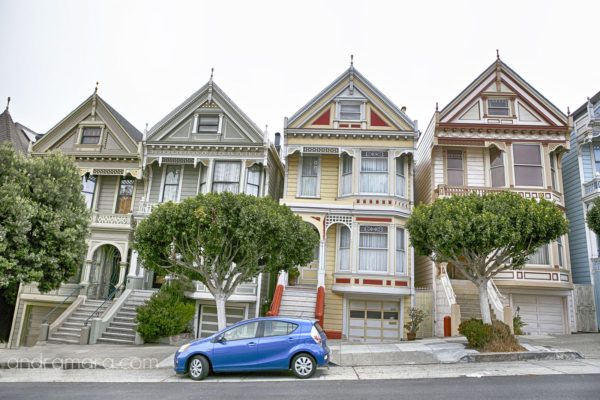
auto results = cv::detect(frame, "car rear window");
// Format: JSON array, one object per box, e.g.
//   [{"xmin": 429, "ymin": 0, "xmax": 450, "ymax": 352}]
[
  {"xmin": 314, "ymin": 322, "xmax": 325, "ymax": 334},
  {"xmin": 263, "ymin": 321, "xmax": 298, "ymax": 337}
]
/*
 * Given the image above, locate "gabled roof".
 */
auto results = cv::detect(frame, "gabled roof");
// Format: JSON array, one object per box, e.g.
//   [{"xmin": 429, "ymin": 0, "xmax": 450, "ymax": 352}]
[
  {"xmin": 147, "ymin": 80, "xmax": 265, "ymax": 142},
  {"xmin": 100, "ymin": 97, "xmax": 143, "ymax": 142},
  {"xmin": 573, "ymin": 90, "xmax": 600, "ymax": 120},
  {"xmin": 0, "ymin": 103, "xmax": 34, "ymax": 153},
  {"xmin": 287, "ymin": 66, "xmax": 416, "ymax": 130},
  {"xmin": 440, "ymin": 58, "xmax": 567, "ymax": 124}
]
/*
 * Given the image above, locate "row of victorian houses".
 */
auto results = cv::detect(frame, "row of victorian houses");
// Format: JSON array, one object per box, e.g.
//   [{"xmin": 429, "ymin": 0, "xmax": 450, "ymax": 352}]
[{"xmin": 2, "ymin": 55, "xmax": 599, "ymax": 347}]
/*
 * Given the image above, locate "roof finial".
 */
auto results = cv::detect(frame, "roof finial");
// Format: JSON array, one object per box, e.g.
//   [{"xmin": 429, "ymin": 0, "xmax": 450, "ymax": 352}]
[
  {"xmin": 5, "ymin": 97, "xmax": 10, "ymax": 111},
  {"xmin": 496, "ymin": 49, "xmax": 500, "ymax": 61},
  {"xmin": 94, "ymin": 81, "xmax": 99, "ymax": 94},
  {"xmin": 435, "ymin": 102, "xmax": 439, "ymax": 112},
  {"xmin": 349, "ymin": 55, "xmax": 355, "ymax": 95},
  {"xmin": 567, "ymin": 107, "xmax": 571, "ymax": 116},
  {"xmin": 350, "ymin": 54, "xmax": 354, "ymax": 68},
  {"xmin": 207, "ymin": 68, "xmax": 214, "ymax": 103}
]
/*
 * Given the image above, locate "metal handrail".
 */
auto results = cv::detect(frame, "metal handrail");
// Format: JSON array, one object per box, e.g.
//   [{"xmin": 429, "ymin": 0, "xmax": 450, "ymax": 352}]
[
  {"xmin": 84, "ymin": 283, "xmax": 120, "ymax": 326},
  {"xmin": 41, "ymin": 285, "xmax": 83, "ymax": 324}
]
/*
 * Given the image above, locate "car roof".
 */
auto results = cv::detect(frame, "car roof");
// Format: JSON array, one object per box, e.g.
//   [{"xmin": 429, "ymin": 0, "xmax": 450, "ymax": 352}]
[{"xmin": 241, "ymin": 316, "xmax": 317, "ymax": 325}]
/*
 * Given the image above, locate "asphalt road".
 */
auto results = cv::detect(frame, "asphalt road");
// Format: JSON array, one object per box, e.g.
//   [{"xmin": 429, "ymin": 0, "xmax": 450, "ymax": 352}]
[{"xmin": 1, "ymin": 374, "xmax": 598, "ymax": 400}]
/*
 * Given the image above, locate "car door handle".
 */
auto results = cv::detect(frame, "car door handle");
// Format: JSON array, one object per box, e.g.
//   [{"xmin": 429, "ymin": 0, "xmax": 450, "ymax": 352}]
[
  {"xmin": 288, "ymin": 337, "xmax": 295, "ymax": 341},
  {"xmin": 247, "ymin": 342, "xmax": 256, "ymax": 347}
]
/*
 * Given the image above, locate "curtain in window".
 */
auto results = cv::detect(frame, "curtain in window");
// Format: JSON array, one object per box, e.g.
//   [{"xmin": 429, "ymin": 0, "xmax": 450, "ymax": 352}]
[
  {"xmin": 340, "ymin": 103, "xmax": 361, "ymax": 120},
  {"xmin": 212, "ymin": 161, "xmax": 241, "ymax": 193},
  {"xmin": 446, "ymin": 150, "xmax": 463, "ymax": 186},
  {"xmin": 198, "ymin": 165, "xmax": 207, "ymax": 194},
  {"xmin": 395, "ymin": 157, "xmax": 405, "ymax": 197},
  {"xmin": 341, "ymin": 154, "xmax": 352, "ymax": 195},
  {"xmin": 338, "ymin": 226, "xmax": 351, "ymax": 271},
  {"xmin": 396, "ymin": 228, "xmax": 405, "ymax": 274},
  {"xmin": 359, "ymin": 227, "xmax": 388, "ymax": 272},
  {"xmin": 360, "ymin": 157, "xmax": 388, "ymax": 194},
  {"xmin": 162, "ymin": 166, "xmax": 181, "ymax": 202},
  {"xmin": 526, "ymin": 245, "xmax": 549, "ymax": 265},
  {"xmin": 246, "ymin": 166, "xmax": 261, "ymax": 196},
  {"xmin": 550, "ymin": 154, "xmax": 558, "ymax": 191},
  {"xmin": 513, "ymin": 144, "xmax": 543, "ymax": 187},
  {"xmin": 490, "ymin": 147, "xmax": 505, "ymax": 187},
  {"xmin": 557, "ymin": 237, "xmax": 563, "ymax": 267},
  {"xmin": 300, "ymin": 156, "xmax": 319, "ymax": 197}
]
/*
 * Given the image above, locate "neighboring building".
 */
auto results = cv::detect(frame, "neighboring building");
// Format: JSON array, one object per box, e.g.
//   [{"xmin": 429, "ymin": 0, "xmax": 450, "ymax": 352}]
[
  {"xmin": 139, "ymin": 75, "xmax": 284, "ymax": 339},
  {"xmin": 0, "ymin": 97, "xmax": 39, "ymax": 153},
  {"xmin": 562, "ymin": 92, "xmax": 600, "ymax": 331},
  {"xmin": 415, "ymin": 56, "xmax": 575, "ymax": 336},
  {"xmin": 275, "ymin": 61, "xmax": 419, "ymax": 342}
]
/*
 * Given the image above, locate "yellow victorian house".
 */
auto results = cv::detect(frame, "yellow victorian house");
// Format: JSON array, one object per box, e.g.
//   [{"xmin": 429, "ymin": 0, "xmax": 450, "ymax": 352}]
[{"xmin": 270, "ymin": 60, "xmax": 418, "ymax": 342}]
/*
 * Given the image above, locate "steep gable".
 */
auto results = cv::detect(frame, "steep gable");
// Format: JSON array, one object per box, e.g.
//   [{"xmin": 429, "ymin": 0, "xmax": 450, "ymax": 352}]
[{"xmin": 0, "ymin": 102, "xmax": 33, "ymax": 153}]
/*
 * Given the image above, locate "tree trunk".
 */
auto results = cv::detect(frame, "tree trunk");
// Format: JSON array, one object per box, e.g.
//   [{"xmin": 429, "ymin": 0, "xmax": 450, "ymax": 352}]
[
  {"xmin": 214, "ymin": 292, "xmax": 228, "ymax": 331},
  {"xmin": 478, "ymin": 279, "xmax": 492, "ymax": 325}
]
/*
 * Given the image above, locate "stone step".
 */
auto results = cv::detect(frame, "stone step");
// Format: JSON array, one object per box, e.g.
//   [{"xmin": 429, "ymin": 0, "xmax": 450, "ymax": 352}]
[
  {"xmin": 117, "ymin": 311, "xmax": 137, "ymax": 318},
  {"xmin": 113, "ymin": 316, "xmax": 136, "ymax": 324},
  {"xmin": 96, "ymin": 337, "xmax": 134, "ymax": 345},
  {"xmin": 48, "ymin": 338, "xmax": 79, "ymax": 345},
  {"xmin": 101, "ymin": 331, "xmax": 136, "ymax": 340},
  {"xmin": 55, "ymin": 327, "xmax": 82, "ymax": 334},
  {"xmin": 63, "ymin": 321, "xmax": 85, "ymax": 328},
  {"xmin": 106, "ymin": 326, "xmax": 136, "ymax": 335},
  {"xmin": 50, "ymin": 331, "xmax": 81, "ymax": 339},
  {"xmin": 110, "ymin": 321, "xmax": 136, "ymax": 329}
]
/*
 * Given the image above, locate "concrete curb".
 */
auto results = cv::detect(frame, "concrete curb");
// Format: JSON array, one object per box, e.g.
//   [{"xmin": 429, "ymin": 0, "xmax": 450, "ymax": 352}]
[
  {"xmin": 459, "ymin": 351, "xmax": 583, "ymax": 363},
  {"xmin": 0, "ymin": 361, "xmax": 105, "ymax": 370}
]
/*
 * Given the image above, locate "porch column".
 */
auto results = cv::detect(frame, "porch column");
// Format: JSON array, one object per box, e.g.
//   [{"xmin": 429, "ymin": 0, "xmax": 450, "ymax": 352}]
[
  {"xmin": 117, "ymin": 261, "xmax": 128, "ymax": 289},
  {"xmin": 317, "ymin": 239, "xmax": 326, "ymax": 288},
  {"xmin": 80, "ymin": 259, "xmax": 93, "ymax": 285},
  {"xmin": 128, "ymin": 250, "xmax": 139, "ymax": 278},
  {"xmin": 277, "ymin": 271, "xmax": 288, "ymax": 286}
]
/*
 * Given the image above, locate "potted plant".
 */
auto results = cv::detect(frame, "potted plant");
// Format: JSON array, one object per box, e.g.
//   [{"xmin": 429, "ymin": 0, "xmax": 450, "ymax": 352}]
[{"xmin": 404, "ymin": 307, "xmax": 426, "ymax": 341}]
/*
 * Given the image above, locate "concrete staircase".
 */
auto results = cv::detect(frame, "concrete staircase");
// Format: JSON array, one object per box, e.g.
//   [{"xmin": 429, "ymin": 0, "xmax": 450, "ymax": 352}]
[
  {"xmin": 450, "ymin": 280, "xmax": 496, "ymax": 323},
  {"xmin": 48, "ymin": 299, "xmax": 112, "ymax": 344},
  {"xmin": 278, "ymin": 286, "xmax": 317, "ymax": 319},
  {"xmin": 97, "ymin": 290, "xmax": 155, "ymax": 345}
]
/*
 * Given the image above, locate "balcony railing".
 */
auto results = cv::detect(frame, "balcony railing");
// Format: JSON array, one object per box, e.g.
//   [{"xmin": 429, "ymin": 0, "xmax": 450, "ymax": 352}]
[
  {"xmin": 583, "ymin": 177, "xmax": 600, "ymax": 197},
  {"xmin": 91, "ymin": 212, "xmax": 133, "ymax": 227},
  {"xmin": 193, "ymin": 280, "xmax": 258, "ymax": 296},
  {"xmin": 137, "ymin": 200, "xmax": 157, "ymax": 215},
  {"xmin": 435, "ymin": 185, "xmax": 563, "ymax": 206},
  {"xmin": 591, "ymin": 257, "xmax": 600, "ymax": 272}
]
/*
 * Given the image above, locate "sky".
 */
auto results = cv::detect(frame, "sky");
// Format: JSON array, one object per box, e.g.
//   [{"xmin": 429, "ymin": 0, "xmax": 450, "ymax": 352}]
[{"xmin": 1, "ymin": 0, "xmax": 599, "ymax": 140}]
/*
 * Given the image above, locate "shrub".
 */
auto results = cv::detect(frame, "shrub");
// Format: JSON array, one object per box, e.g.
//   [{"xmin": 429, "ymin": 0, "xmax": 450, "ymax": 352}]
[
  {"xmin": 404, "ymin": 307, "xmax": 426, "ymax": 334},
  {"xmin": 136, "ymin": 280, "xmax": 195, "ymax": 342},
  {"xmin": 513, "ymin": 310, "xmax": 527, "ymax": 335},
  {"xmin": 459, "ymin": 319, "xmax": 492, "ymax": 349},
  {"xmin": 459, "ymin": 319, "xmax": 524, "ymax": 352}
]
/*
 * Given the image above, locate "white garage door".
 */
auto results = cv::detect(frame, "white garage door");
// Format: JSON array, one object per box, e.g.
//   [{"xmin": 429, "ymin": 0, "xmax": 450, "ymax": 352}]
[
  {"xmin": 198, "ymin": 305, "xmax": 246, "ymax": 338},
  {"xmin": 512, "ymin": 295, "xmax": 565, "ymax": 335},
  {"xmin": 348, "ymin": 300, "xmax": 401, "ymax": 342}
]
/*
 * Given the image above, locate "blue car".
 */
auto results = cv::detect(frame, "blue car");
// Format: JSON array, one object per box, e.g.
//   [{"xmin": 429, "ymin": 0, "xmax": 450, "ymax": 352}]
[{"xmin": 174, "ymin": 317, "xmax": 329, "ymax": 380}]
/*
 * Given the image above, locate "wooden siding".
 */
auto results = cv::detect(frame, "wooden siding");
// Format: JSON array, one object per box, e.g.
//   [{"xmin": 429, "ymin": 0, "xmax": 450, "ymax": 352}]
[
  {"xmin": 180, "ymin": 165, "xmax": 200, "ymax": 200},
  {"xmin": 148, "ymin": 163, "xmax": 163, "ymax": 204},
  {"xmin": 324, "ymin": 228, "xmax": 343, "ymax": 332},
  {"xmin": 415, "ymin": 118, "xmax": 435, "ymax": 206},
  {"xmin": 320, "ymin": 155, "xmax": 339, "ymax": 201},
  {"xmin": 286, "ymin": 154, "xmax": 299, "ymax": 199},
  {"xmin": 414, "ymin": 255, "xmax": 433, "ymax": 288},
  {"xmin": 133, "ymin": 179, "xmax": 144, "ymax": 212},
  {"xmin": 466, "ymin": 147, "xmax": 485, "ymax": 186},
  {"xmin": 96, "ymin": 175, "xmax": 118, "ymax": 213}
]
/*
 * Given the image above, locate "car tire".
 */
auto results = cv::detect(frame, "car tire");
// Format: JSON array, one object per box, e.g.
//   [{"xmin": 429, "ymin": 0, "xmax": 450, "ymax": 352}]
[
  {"xmin": 291, "ymin": 353, "xmax": 316, "ymax": 379},
  {"xmin": 187, "ymin": 355, "xmax": 209, "ymax": 381}
]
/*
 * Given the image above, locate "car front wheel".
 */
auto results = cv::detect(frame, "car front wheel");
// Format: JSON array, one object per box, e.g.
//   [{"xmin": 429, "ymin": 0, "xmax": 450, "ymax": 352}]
[
  {"xmin": 187, "ymin": 355, "xmax": 209, "ymax": 381},
  {"xmin": 291, "ymin": 353, "xmax": 316, "ymax": 379}
]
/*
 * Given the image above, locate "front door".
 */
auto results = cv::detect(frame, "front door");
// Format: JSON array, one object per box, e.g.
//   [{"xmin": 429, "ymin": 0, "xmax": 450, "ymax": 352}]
[
  {"xmin": 115, "ymin": 177, "xmax": 135, "ymax": 214},
  {"xmin": 212, "ymin": 321, "xmax": 260, "ymax": 372},
  {"xmin": 88, "ymin": 246, "xmax": 121, "ymax": 299}
]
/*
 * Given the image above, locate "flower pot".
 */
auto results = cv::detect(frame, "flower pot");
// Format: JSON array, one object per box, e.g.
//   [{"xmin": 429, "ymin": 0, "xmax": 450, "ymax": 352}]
[{"xmin": 407, "ymin": 332, "xmax": 417, "ymax": 341}]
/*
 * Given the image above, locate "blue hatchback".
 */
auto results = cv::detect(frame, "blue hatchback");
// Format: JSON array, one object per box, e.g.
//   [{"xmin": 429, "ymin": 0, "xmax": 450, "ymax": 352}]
[{"xmin": 174, "ymin": 317, "xmax": 330, "ymax": 380}]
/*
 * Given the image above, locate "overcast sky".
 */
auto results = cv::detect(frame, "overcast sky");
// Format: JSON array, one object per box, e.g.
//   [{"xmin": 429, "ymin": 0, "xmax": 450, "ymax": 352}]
[{"xmin": 1, "ymin": 0, "xmax": 599, "ymax": 139}]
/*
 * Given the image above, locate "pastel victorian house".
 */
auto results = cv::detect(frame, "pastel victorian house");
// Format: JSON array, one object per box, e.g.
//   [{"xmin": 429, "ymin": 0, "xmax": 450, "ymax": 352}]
[
  {"xmin": 138, "ymin": 74, "xmax": 284, "ymax": 339},
  {"xmin": 271, "ymin": 62, "xmax": 419, "ymax": 342},
  {"xmin": 415, "ymin": 56, "xmax": 575, "ymax": 336},
  {"xmin": 0, "ymin": 97, "xmax": 39, "ymax": 153},
  {"xmin": 562, "ymin": 92, "xmax": 600, "ymax": 332},
  {"xmin": 8, "ymin": 88, "xmax": 151, "ymax": 347}
]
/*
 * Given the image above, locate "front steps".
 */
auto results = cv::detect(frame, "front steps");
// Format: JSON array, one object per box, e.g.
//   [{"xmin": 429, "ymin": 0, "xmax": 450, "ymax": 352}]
[
  {"xmin": 278, "ymin": 285, "xmax": 317, "ymax": 319},
  {"xmin": 450, "ymin": 280, "xmax": 496, "ymax": 323},
  {"xmin": 96, "ymin": 290, "xmax": 155, "ymax": 345},
  {"xmin": 48, "ymin": 299, "xmax": 112, "ymax": 344}
]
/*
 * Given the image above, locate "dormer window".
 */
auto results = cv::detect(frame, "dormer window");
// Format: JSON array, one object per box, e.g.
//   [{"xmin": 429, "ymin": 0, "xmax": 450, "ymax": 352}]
[
  {"xmin": 339, "ymin": 102, "xmax": 363, "ymax": 121},
  {"xmin": 487, "ymin": 98, "xmax": 510, "ymax": 116},
  {"xmin": 81, "ymin": 127, "xmax": 101, "ymax": 144},
  {"xmin": 197, "ymin": 115, "xmax": 219, "ymax": 133}
]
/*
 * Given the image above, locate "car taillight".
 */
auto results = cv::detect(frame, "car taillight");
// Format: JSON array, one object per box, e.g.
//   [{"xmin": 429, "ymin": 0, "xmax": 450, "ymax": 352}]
[{"xmin": 310, "ymin": 325, "xmax": 322, "ymax": 345}]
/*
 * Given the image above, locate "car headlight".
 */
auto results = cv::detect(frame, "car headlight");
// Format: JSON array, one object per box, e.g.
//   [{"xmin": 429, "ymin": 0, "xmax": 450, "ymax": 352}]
[{"xmin": 178, "ymin": 343, "xmax": 191, "ymax": 353}]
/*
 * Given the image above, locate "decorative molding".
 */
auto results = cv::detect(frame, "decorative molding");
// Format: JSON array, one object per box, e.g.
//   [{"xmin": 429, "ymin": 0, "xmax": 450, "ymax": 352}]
[{"xmin": 325, "ymin": 214, "xmax": 353, "ymax": 231}]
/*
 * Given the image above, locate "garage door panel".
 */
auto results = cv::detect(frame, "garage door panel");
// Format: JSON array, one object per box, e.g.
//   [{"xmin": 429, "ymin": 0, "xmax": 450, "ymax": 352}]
[
  {"xmin": 198, "ymin": 305, "xmax": 245, "ymax": 338},
  {"xmin": 348, "ymin": 300, "xmax": 401, "ymax": 342},
  {"xmin": 512, "ymin": 295, "xmax": 565, "ymax": 335}
]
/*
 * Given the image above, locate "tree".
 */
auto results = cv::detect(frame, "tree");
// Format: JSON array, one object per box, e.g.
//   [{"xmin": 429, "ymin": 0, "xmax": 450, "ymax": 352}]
[
  {"xmin": 586, "ymin": 197, "xmax": 600, "ymax": 235},
  {"xmin": 407, "ymin": 192, "xmax": 568, "ymax": 324},
  {"xmin": 134, "ymin": 192, "xmax": 319, "ymax": 330},
  {"xmin": 0, "ymin": 144, "xmax": 90, "ymax": 302}
]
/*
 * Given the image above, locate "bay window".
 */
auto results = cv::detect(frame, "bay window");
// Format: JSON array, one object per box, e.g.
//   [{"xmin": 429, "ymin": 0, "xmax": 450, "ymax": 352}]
[
  {"xmin": 198, "ymin": 165, "xmax": 207, "ymax": 194},
  {"xmin": 396, "ymin": 228, "xmax": 405, "ymax": 274},
  {"xmin": 490, "ymin": 147, "xmax": 505, "ymax": 187},
  {"xmin": 162, "ymin": 165, "xmax": 181, "ymax": 202},
  {"xmin": 341, "ymin": 154, "xmax": 352, "ymax": 195},
  {"xmin": 81, "ymin": 175, "xmax": 96, "ymax": 209},
  {"xmin": 212, "ymin": 161, "xmax": 241, "ymax": 193},
  {"xmin": 446, "ymin": 149, "xmax": 464, "ymax": 186},
  {"xmin": 396, "ymin": 157, "xmax": 405, "ymax": 197},
  {"xmin": 513, "ymin": 144, "xmax": 543, "ymax": 187},
  {"xmin": 359, "ymin": 226, "xmax": 388, "ymax": 272},
  {"xmin": 550, "ymin": 154, "xmax": 558, "ymax": 191},
  {"xmin": 526, "ymin": 245, "xmax": 549, "ymax": 265},
  {"xmin": 338, "ymin": 226, "xmax": 351, "ymax": 271},
  {"xmin": 246, "ymin": 165, "xmax": 261, "ymax": 196},
  {"xmin": 115, "ymin": 177, "xmax": 135, "ymax": 214},
  {"xmin": 299, "ymin": 156, "xmax": 319, "ymax": 197},
  {"xmin": 594, "ymin": 145, "xmax": 600, "ymax": 174},
  {"xmin": 360, "ymin": 151, "xmax": 388, "ymax": 194},
  {"xmin": 557, "ymin": 236, "xmax": 564, "ymax": 267}
]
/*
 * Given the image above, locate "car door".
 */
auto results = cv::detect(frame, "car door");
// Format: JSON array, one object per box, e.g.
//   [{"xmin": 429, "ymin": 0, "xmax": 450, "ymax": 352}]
[
  {"xmin": 211, "ymin": 321, "xmax": 260, "ymax": 372},
  {"xmin": 255, "ymin": 320, "xmax": 300, "ymax": 370}
]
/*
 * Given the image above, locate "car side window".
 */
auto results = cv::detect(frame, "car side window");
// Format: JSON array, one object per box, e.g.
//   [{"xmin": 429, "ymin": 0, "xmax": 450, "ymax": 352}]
[
  {"xmin": 263, "ymin": 321, "xmax": 298, "ymax": 337},
  {"xmin": 223, "ymin": 322, "xmax": 259, "ymax": 341}
]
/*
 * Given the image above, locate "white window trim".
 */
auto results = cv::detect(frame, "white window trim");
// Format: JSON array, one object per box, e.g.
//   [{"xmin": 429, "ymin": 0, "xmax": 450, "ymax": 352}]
[
  {"xmin": 193, "ymin": 113, "xmax": 222, "ymax": 135},
  {"xmin": 297, "ymin": 155, "xmax": 321, "ymax": 198},
  {"xmin": 113, "ymin": 176, "xmax": 136, "ymax": 214},
  {"xmin": 336, "ymin": 100, "xmax": 366, "ymax": 122},
  {"xmin": 395, "ymin": 227, "xmax": 408, "ymax": 276},
  {"xmin": 359, "ymin": 150, "xmax": 390, "ymax": 195},
  {"xmin": 339, "ymin": 154, "xmax": 353, "ymax": 197},
  {"xmin": 395, "ymin": 156, "xmax": 407, "ymax": 198},
  {"xmin": 488, "ymin": 147, "xmax": 507, "ymax": 188},
  {"xmin": 511, "ymin": 143, "xmax": 545, "ymax": 189},
  {"xmin": 486, "ymin": 97, "xmax": 512, "ymax": 117},
  {"xmin": 76, "ymin": 123, "xmax": 106, "ymax": 147},
  {"xmin": 336, "ymin": 224, "xmax": 351, "ymax": 272},
  {"xmin": 357, "ymin": 224, "xmax": 390, "ymax": 275},
  {"xmin": 211, "ymin": 160, "xmax": 242, "ymax": 194},
  {"xmin": 550, "ymin": 152, "xmax": 559, "ymax": 192},
  {"xmin": 159, "ymin": 164, "xmax": 183, "ymax": 203},
  {"xmin": 445, "ymin": 148, "xmax": 465, "ymax": 186},
  {"xmin": 245, "ymin": 165, "xmax": 262, "ymax": 196},
  {"xmin": 525, "ymin": 244, "xmax": 551, "ymax": 267}
]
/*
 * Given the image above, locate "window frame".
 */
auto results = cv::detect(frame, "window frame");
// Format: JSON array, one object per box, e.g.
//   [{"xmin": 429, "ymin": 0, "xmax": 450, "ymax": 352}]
[
  {"xmin": 77, "ymin": 124, "xmax": 105, "ymax": 146},
  {"xmin": 160, "ymin": 165, "xmax": 183, "ymax": 203},
  {"xmin": 489, "ymin": 147, "xmax": 506, "ymax": 188},
  {"xmin": 445, "ymin": 149, "xmax": 465, "ymax": 186},
  {"xmin": 359, "ymin": 150, "xmax": 389, "ymax": 195},
  {"xmin": 340, "ymin": 153, "xmax": 353, "ymax": 196},
  {"xmin": 245, "ymin": 164, "xmax": 261, "ymax": 196},
  {"xmin": 337, "ymin": 101, "xmax": 364, "ymax": 121},
  {"xmin": 486, "ymin": 97, "xmax": 511, "ymax": 117},
  {"xmin": 593, "ymin": 144, "xmax": 600, "ymax": 176},
  {"xmin": 81, "ymin": 174, "xmax": 97, "ymax": 210},
  {"xmin": 358, "ymin": 225, "xmax": 389, "ymax": 274},
  {"xmin": 115, "ymin": 176, "xmax": 136, "ymax": 214},
  {"xmin": 221, "ymin": 321, "xmax": 260, "ymax": 342},
  {"xmin": 261, "ymin": 320, "xmax": 299, "ymax": 338},
  {"xmin": 337, "ymin": 225, "xmax": 351, "ymax": 272},
  {"xmin": 212, "ymin": 160, "xmax": 242, "ymax": 194},
  {"xmin": 550, "ymin": 152, "xmax": 559, "ymax": 192},
  {"xmin": 525, "ymin": 244, "xmax": 550, "ymax": 266},
  {"xmin": 297, "ymin": 155, "xmax": 321, "ymax": 198},
  {"xmin": 395, "ymin": 156, "xmax": 406, "ymax": 197},
  {"xmin": 512, "ymin": 143, "xmax": 545, "ymax": 188},
  {"xmin": 196, "ymin": 114, "xmax": 220, "ymax": 134},
  {"xmin": 395, "ymin": 227, "xmax": 406, "ymax": 275}
]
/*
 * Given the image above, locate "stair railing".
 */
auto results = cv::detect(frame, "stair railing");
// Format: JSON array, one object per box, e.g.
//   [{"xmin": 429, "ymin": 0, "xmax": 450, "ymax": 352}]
[
  {"xmin": 266, "ymin": 284, "xmax": 284, "ymax": 316},
  {"xmin": 486, "ymin": 280, "xmax": 505, "ymax": 320},
  {"xmin": 84, "ymin": 283, "xmax": 121, "ymax": 326},
  {"xmin": 41, "ymin": 285, "xmax": 84, "ymax": 324},
  {"xmin": 439, "ymin": 265, "xmax": 457, "ymax": 305},
  {"xmin": 314, "ymin": 286, "xmax": 325, "ymax": 327}
]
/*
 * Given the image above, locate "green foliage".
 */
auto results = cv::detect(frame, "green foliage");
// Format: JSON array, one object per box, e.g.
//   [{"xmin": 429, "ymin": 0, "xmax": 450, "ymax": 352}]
[
  {"xmin": 513, "ymin": 313, "xmax": 527, "ymax": 336},
  {"xmin": 0, "ymin": 144, "xmax": 89, "ymax": 303},
  {"xmin": 459, "ymin": 319, "xmax": 524, "ymax": 352},
  {"xmin": 134, "ymin": 192, "xmax": 319, "ymax": 289},
  {"xmin": 459, "ymin": 319, "xmax": 492, "ymax": 349},
  {"xmin": 586, "ymin": 197, "xmax": 600, "ymax": 235},
  {"xmin": 404, "ymin": 307, "xmax": 426, "ymax": 334},
  {"xmin": 135, "ymin": 280, "xmax": 196, "ymax": 341}
]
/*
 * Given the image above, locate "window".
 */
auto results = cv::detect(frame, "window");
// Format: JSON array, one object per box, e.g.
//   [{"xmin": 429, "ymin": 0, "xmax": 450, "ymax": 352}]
[
  {"xmin": 550, "ymin": 153, "xmax": 558, "ymax": 191},
  {"xmin": 212, "ymin": 161, "xmax": 241, "ymax": 193},
  {"xmin": 197, "ymin": 115, "xmax": 219, "ymax": 133},
  {"xmin": 246, "ymin": 165, "xmax": 261, "ymax": 196},
  {"xmin": 198, "ymin": 165, "xmax": 207, "ymax": 194},
  {"xmin": 81, "ymin": 127, "xmax": 101, "ymax": 144},
  {"xmin": 222, "ymin": 321, "xmax": 259, "ymax": 341},
  {"xmin": 341, "ymin": 154, "xmax": 352, "ymax": 195},
  {"xmin": 446, "ymin": 150, "xmax": 464, "ymax": 186},
  {"xmin": 396, "ymin": 228, "xmax": 405, "ymax": 274},
  {"xmin": 489, "ymin": 147, "xmax": 505, "ymax": 187},
  {"xmin": 360, "ymin": 151, "xmax": 388, "ymax": 194},
  {"xmin": 339, "ymin": 102, "xmax": 362, "ymax": 121},
  {"xmin": 396, "ymin": 157, "xmax": 405, "ymax": 197},
  {"xmin": 338, "ymin": 225, "xmax": 351, "ymax": 271},
  {"xmin": 557, "ymin": 236, "xmax": 564, "ymax": 267},
  {"xmin": 115, "ymin": 177, "xmax": 135, "ymax": 214},
  {"xmin": 594, "ymin": 145, "xmax": 600, "ymax": 174},
  {"xmin": 359, "ymin": 226, "xmax": 388, "ymax": 272},
  {"xmin": 263, "ymin": 321, "xmax": 298, "ymax": 337},
  {"xmin": 513, "ymin": 144, "xmax": 543, "ymax": 187},
  {"xmin": 162, "ymin": 165, "xmax": 181, "ymax": 202},
  {"xmin": 81, "ymin": 175, "xmax": 96, "ymax": 209},
  {"xmin": 526, "ymin": 245, "xmax": 549, "ymax": 265},
  {"xmin": 487, "ymin": 98, "xmax": 510, "ymax": 116},
  {"xmin": 299, "ymin": 156, "xmax": 319, "ymax": 197}
]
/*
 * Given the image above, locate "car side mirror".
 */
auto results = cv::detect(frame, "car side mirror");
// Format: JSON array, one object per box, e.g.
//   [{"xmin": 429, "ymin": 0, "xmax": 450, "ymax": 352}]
[{"xmin": 213, "ymin": 334, "xmax": 225, "ymax": 343}]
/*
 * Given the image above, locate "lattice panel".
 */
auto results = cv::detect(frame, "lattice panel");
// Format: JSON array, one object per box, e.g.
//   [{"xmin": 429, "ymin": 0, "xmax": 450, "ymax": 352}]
[
  {"xmin": 161, "ymin": 157, "xmax": 195, "ymax": 164},
  {"xmin": 93, "ymin": 168, "xmax": 125, "ymax": 175},
  {"xmin": 325, "ymin": 214, "xmax": 353, "ymax": 230}
]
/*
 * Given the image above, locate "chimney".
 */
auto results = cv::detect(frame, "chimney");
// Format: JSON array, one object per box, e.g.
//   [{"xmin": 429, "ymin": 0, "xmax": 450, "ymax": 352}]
[{"xmin": 274, "ymin": 132, "xmax": 281, "ymax": 154}]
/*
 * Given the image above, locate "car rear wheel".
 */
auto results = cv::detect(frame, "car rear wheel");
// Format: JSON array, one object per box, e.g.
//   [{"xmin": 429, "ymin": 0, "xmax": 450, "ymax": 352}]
[
  {"xmin": 291, "ymin": 353, "xmax": 316, "ymax": 379},
  {"xmin": 188, "ymin": 355, "xmax": 209, "ymax": 381}
]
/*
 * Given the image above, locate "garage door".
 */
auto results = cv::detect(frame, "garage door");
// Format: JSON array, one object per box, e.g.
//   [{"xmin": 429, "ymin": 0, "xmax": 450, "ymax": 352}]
[
  {"xmin": 512, "ymin": 295, "xmax": 565, "ymax": 335},
  {"xmin": 197, "ymin": 305, "xmax": 246, "ymax": 338},
  {"xmin": 348, "ymin": 300, "xmax": 401, "ymax": 342}
]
